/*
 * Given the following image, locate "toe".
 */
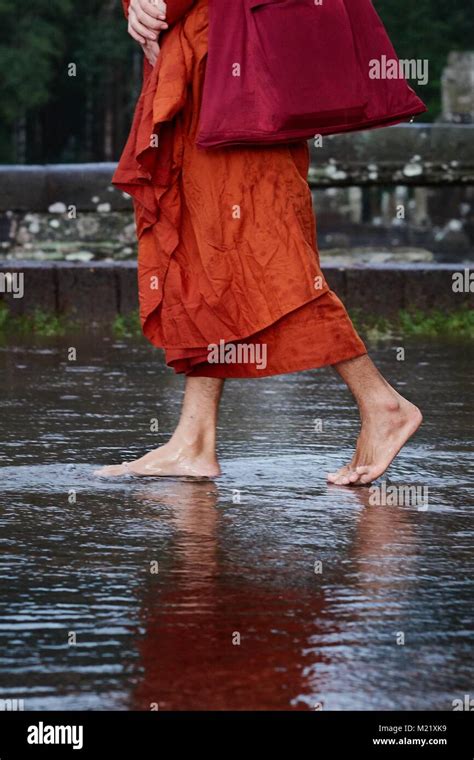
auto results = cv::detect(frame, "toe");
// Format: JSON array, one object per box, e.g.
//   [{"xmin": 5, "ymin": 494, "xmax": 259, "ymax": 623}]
[
  {"xmin": 355, "ymin": 465, "xmax": 377, "ymax": 485},
  {"xmin": 94, "ymin": 463, "xmax": 129, "ymax": 477},
  {"xmin": 327, "ymin": 465, "xmax": 351, "ymax": 483}
]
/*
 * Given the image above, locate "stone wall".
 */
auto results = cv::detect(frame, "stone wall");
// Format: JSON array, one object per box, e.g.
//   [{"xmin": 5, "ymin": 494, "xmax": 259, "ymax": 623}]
[
  {"xmin": 0, "ymin": 261, "xmax": 471, "ymax": 324},
  {"xmin": 0, "ymin": 125, "xmax": 473, "ymax": 264}
]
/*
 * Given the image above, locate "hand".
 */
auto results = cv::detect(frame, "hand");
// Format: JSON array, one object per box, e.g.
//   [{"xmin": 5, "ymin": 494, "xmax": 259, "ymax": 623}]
[
  {"xmin": 141, "ymin": 38, "xmax": 161, "ymax": 67},
  {"xmin": 128, "ymin": 0, "xmax": 168, "ymax": 45}
]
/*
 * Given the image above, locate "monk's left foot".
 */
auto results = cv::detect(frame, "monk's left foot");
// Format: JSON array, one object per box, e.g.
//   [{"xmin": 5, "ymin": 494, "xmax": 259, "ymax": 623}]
[{"xmin": 327, "ymin": 394, "xmax": 422, "ymax": 487}]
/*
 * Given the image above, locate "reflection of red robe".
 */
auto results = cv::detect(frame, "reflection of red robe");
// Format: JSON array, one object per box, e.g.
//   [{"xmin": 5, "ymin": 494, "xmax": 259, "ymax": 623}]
[
  {"xmin": 114, "ymin": 1, "xmax": 366, "ymax": 377},
  {"xmin": 132, "ymin": 582, "xmax": 326, "ymax": 710},
  {"xmin": 128, "ymin": 484, "xmax": 329, "ymax": 711}
]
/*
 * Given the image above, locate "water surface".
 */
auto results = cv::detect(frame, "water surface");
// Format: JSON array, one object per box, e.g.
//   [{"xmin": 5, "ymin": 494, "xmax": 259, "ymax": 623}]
[{"xmin": 0, "ymin": 335, "xmax": 472, "ymax": 710}]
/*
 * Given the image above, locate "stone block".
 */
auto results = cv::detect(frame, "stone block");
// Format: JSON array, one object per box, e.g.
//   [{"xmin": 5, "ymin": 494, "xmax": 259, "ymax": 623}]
[
  {"xmin": 344, "ymin": 266, "xmax": 406, "ymax": 316},
  {"xmin": 56, "ymin": 263, "xmax": 119, "ymax": 323},
  {"xmin": 0, "ymin": 262, "xmax": 56, "ymax": 316}
]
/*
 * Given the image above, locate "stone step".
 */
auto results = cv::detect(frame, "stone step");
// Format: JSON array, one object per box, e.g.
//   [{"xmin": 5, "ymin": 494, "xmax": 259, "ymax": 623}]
[{"xmin": 0, "ymin": 261, "xmax": 471, "ymax": 322}]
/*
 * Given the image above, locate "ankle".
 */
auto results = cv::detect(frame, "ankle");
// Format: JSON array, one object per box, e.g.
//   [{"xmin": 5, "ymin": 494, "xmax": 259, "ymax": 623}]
[
  {"xmin": 359, "ymin": 391, "xmax": 401, "ymax": 420},
  {"xmin": 172, "ymin": 425, "xmax": 217, "ymax": 456}
]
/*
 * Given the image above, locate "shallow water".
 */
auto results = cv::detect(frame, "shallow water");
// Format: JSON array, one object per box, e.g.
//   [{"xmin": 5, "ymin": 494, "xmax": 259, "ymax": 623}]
[{"xmin": 0, "ymin": 334, "xmax": 472, "ymax": 710}]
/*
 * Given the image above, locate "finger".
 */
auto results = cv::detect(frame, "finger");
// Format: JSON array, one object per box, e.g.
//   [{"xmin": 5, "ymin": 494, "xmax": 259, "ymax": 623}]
[
  {"xmin": 131, "ymin": 0, "xmax": 167, "ymax": 21},
  {"xmin": 142, "ymin": 49, "xmax": 155, "ymax": 66},
  {"xmin": 128, "ymin": 23, "xmax": 147, "ymax": 45},
  {"xmin": 147, "ymin": 0, "xmax": 167, "ymax": 18},
  {"xmin": 134, "ymin": 5, "xmax": 168, "ymax": 30},
  {"xmin": 144, "ymin": 50, "xmax": 158, "ymax": 66},
  {"xmin": 129, "ymin": 9, "xmax": 161, "ymax": 41},
  {"xmin": 147, "ymin": 39, "xmax": 161, "ymax": 55},
  {"xmin": 145, "ymin": 40, "xmax": 160, "ymax": 64},
  {"xmin": 141, "ymin": 40, "xmax": 160, "ymax": 66}
]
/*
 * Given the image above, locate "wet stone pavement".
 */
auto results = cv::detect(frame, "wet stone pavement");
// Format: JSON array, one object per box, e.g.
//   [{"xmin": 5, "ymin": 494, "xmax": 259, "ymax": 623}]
[{"xmin": 0, "ymin": 334, "xmax": 472, "ymax": 710}]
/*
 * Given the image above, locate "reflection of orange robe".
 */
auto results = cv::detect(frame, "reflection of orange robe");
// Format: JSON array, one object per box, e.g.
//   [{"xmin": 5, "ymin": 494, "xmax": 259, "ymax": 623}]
[{"xmin": 114, "ymin": 0, "xmax": 366, "ymax": 378}]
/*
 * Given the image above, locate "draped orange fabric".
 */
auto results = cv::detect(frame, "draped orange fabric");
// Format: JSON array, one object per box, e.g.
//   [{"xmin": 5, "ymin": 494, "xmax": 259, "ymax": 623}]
[{"xmin": 114, "ymin": 0, "xmax": 366, "ymax": 377}]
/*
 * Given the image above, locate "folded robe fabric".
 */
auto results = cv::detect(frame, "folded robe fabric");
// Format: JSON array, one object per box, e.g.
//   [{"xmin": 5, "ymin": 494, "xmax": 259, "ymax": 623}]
[{"xmin": 115, "ymin": 0, "xmax": 367, "ymax": 377}]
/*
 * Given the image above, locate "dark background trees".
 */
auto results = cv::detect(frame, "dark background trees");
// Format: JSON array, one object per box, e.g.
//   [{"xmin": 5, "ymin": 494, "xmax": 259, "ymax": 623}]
[{"xmin": 0, "ymin": 0, "xmax": 471, "ymax": 164}]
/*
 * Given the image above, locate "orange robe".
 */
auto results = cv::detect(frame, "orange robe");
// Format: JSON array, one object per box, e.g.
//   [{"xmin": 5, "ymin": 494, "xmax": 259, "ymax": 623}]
[{"xmin": 114, "ymin": 0, "xmax": 366, "ymax": 378}]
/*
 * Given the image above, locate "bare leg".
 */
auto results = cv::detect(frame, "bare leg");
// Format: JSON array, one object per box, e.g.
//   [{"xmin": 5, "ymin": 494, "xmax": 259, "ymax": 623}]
[
  {"xmin": 95, "ymin": 377, "xmax": 224, "ymax": 478},
  {"xmin": 327, "ymin": 354, "xmax": 422, "ymax": 486}
]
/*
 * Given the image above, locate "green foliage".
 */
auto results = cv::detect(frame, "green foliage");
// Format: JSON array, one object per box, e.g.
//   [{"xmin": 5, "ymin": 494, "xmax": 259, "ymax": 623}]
[
  {"xmin": 0, "ymin": 301, "xmax": 9, "ymax": 330},
  {"xmin": 1, "ymin": 302, "xmax": 472, "ymax": 340},
  {"xmin": 350, "ymin": 305, "xmax": 474, "ymax": 340},
  {"xmin": 398, "ymin": 306, "xmax": 474, "ymax": 338},
  {"xmin": 350, "ymin": 310, "xmax": 394, "ymax": 341},
  {"xmin": 112, "ymin": 312, "xmax": 142, "ymax": 337},
  {"xmin": 0, "ymin": 0, "xmax": 135, "ymax": 162},
  {"xmin": 0, "ymin": 0, "xmax": 472, "ymax": 161},
  {"xmin": 0, "ymin": 0, "xmax": 73, "ymax": 122},
  {"xmin": 0, "ymin": 302, "xmax": 69, "ymax": 336},
  {"xmin": 374, "ymin": 0, "xmax": 474, "ymax": 119}
]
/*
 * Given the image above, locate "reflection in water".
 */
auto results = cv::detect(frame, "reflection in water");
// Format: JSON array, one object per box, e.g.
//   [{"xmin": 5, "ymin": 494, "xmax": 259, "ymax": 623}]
[
  {"xmin": 132, "ymin": 481, "xmax": 325, "ymax": 710},
  {"xmin": 0, "ymin": 336, "xmax": 472, "ymax": 709},
  {"xmin": 130, "ymin": 483, "xmax": 420, "ymax": 710}
]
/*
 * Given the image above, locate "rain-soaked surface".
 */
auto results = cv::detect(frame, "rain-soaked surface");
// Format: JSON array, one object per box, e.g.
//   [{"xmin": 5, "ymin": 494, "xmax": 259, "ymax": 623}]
[{"xmin": 0, "ymin": 334, "xmax": 472, "ymax": 711}]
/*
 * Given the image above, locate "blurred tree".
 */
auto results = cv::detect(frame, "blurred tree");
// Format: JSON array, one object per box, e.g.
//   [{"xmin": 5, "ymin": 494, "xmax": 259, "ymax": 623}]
[
  {"xmin": 0, "ymin": 0, "xmax": 73, "ymax": 161},
  {"xmin": 0, "ymin": 0, "xmax": 137, "ymax": 162},
  {"xmin": 375, "ymin": 0, "xmax": 474, "ymax": 117},
  {"xmin": 0, "ymin": 0, "xmax": 472, "ymax": 163},
  {"xmin": 63, "ymin": 0, "xmax": 140, "ymax": 162}
]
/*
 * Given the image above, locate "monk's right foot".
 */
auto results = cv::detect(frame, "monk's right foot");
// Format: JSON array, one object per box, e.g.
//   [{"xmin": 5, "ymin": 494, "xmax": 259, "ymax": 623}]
[{"xmin": 94, "ymin": 437, "xmax": 221, "ymax": 479}]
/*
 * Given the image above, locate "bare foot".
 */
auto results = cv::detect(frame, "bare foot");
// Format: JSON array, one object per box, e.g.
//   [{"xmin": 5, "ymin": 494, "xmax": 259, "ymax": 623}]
[
  {"xmin": 94, "ymin": 438, "xmax": 221, "ymax": 479},
  {"xmin": 327, "ymin": 395, "xmax": 422, "ymax": 487}
]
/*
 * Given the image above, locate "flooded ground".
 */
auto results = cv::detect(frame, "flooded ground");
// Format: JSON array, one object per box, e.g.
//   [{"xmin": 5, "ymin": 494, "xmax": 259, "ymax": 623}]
[{"xmin": 0, "ymin": 334, "xmax": 472, "ymax": 711}]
